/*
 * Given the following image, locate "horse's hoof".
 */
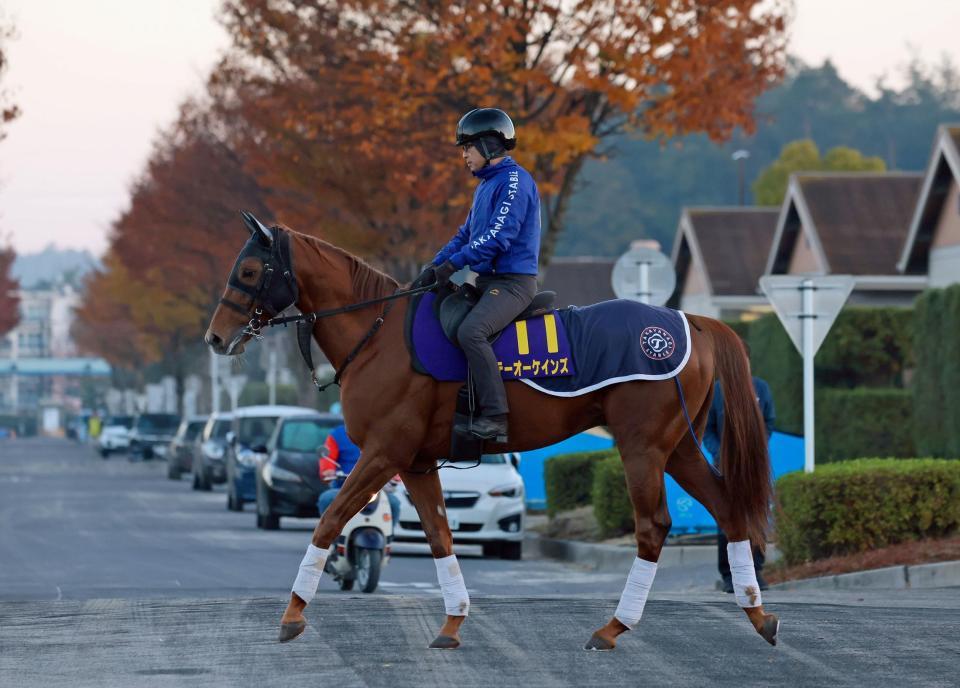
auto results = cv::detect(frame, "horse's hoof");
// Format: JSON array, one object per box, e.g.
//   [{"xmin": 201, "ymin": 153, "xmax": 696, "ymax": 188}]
[
  {"xmin": 584, "ymin": 633, "xmax": 615, "ymax": 651},
  {"xmin": 759, "ymin": 614, "xmax": 780, "ymax": 646},
  {"xmin": 278, "ymin": 621, "xmax": 306, "ymax": 643},
  {"xmin": 429, "ymin": 635, "xmax": 460, "ymax": 650}
]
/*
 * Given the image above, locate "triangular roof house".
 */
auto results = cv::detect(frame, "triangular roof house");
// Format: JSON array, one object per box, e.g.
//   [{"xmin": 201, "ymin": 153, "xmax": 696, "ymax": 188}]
[
  {"xmin": 897, "ymin": 125, "xmax": 960, "ymax": 287},
  {"xmin": 670, "ymin": 207, "xmax": 780, "ymax": 318},
  {"xmin": 764, "ymin": 172, "xmax": 926, "ymax": 304},
  {"xmin": 541, "ymin": 256, "xmax": 617, "ymax": 307}
]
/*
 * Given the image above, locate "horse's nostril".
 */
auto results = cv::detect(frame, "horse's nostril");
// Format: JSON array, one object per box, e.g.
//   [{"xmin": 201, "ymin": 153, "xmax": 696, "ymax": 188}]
[{"xmin": 206, "ymin": 332, "xmax": 223, "ymax": 348}]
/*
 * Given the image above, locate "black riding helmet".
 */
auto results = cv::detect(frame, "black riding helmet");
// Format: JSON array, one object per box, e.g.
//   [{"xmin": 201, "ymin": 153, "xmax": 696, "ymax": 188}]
[{"xmin": 454, "ymin": 108, "xmax": 516, "ymax": 160}]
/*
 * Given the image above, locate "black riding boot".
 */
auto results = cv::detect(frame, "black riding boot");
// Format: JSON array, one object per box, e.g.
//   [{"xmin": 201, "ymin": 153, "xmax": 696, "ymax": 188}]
[{"xmin": 466, "ymin": 414, "xmax": 508, "ymax": 441}]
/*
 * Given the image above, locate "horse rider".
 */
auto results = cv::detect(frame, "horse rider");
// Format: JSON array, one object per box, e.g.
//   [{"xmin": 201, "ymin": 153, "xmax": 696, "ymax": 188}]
[{"xmin": 414, "ymin": 108, "xmax": 542, "ymax": 441}]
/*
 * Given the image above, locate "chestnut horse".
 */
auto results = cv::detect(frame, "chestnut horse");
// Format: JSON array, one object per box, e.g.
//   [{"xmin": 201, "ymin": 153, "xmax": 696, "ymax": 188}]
[{"xmin": 204, "ymin": 217, "xmax": 780, "ymax": 650}]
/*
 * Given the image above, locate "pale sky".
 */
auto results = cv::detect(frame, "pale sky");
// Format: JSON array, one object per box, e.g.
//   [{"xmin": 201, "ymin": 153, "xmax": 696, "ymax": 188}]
[{"xmin": 1, "ymin": 0, "xmax": 959, "ymax": 256}]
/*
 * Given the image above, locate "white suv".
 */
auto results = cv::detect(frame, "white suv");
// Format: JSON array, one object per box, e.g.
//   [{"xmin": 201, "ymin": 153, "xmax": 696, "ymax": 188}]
[
  {"xmin": 395, "ymin": 453, "xmax": 525, "ymax": 559},
  {"xmin": 97, "ymin": 415, "xmax": 134, "ymax": 458}
]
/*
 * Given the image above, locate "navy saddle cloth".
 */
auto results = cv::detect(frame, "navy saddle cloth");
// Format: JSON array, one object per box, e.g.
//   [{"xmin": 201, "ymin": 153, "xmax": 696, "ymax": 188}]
[{"xmin": 405, "ymin": 295, "xmax": 691, "ymax": 397}]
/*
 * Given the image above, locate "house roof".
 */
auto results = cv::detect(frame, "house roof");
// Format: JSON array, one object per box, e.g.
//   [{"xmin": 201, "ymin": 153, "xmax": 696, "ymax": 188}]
[
  {"xmin": 671, "ymin": 207, "xmax": 780, "ymax": 298},
  {"xmin": 898, "ymin": 125, "xmax": 960, "ymax": 274},
  {"xmin": 540, "ymin": 257, "xmax": 616, "ymax": 307},
  {"xmin": 766, "ymin": 172, "xmax": 923, "ymax": 276}
]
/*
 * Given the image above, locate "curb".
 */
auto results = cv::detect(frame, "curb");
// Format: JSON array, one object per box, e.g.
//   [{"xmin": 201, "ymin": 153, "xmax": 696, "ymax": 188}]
[
  {"xmin": 770, "ymin": 559, "xmax": 960, "ymax": 591},
  {"xmin": 524, "ymin": 534, "xmax": 721, "ymax": 572}
]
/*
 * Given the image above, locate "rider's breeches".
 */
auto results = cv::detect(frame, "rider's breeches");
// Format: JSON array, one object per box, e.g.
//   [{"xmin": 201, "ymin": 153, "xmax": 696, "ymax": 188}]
[{"xmin": 457, "ymin": 274, "xmax": 537, "ymax": 416}]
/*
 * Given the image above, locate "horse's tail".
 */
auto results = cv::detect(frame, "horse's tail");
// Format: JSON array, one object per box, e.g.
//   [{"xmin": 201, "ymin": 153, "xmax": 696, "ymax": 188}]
[{"xmin": 703, "ymin": 318, "xmax": 771, "ymax": 547}]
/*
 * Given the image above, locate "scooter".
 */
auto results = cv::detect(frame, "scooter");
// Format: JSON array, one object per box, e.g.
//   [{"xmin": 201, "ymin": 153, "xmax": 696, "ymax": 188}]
[{"xmin": 323, "ymin": 472, "xmax": 392, "ymax": 594}]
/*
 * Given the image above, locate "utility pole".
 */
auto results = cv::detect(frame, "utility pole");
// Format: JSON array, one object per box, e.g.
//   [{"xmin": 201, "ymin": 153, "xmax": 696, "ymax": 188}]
[
  {"xmin": 268, "ymin": 337, "xmax": 277, "ymax": 406},
  {"xmin": 209, "ymin": 348, "xmax": 220, "ymax": 414}
]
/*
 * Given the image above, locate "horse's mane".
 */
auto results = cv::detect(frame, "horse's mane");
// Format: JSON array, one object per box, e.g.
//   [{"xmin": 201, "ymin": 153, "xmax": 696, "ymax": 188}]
[{"xmin": 284, "ymin": 226, "xmax": 399, "ymax": 299}]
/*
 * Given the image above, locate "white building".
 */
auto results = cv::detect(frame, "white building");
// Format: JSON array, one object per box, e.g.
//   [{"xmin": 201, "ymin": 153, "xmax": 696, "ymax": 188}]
[
  {"xmin": 0, "ymin": 284, "xmax": 90, "ymax": 413},
  {"xmin": 0, "ymin": 283, "xmax": 80, "ymax": 360}
]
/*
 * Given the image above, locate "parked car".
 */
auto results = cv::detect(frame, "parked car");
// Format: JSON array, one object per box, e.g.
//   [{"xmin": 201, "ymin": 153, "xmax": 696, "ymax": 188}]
[
  {"xmin": 394, "ymin": 453, "xmax": 525, "ymax": 559},
  {"xmin": 255, "ymin": 412, "xmax": 342, "ymax": 529},
  {"xmin": 128, "ymin": 413, "xmax": 181, "ymax": 460},
  {"xmin": 192, "ymin": 412, "xmax": 234, "ymax": 491},
  {"xmin": 97, "ymin": 415, "xmax": 134, "ymax": 458},
  {"xmin": 166, "ymin": 415, "xmax": 208, "ymax": 480},
  {"xmin": 225, "ymin": 405, "xmax": 320, "ymax": 512}
]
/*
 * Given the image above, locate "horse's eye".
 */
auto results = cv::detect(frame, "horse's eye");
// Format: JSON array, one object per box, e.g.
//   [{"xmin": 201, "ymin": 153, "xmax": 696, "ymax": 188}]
[{"xmin": 241, "ymin": 269, "xmax": 256, "ymax": 279}]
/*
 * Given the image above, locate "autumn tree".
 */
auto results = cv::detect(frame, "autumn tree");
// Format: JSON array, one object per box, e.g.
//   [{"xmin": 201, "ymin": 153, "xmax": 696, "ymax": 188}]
[
  {"xmin": 73, "ymin": 101, "xmax": 269, "ymax": 404},
  {"xmin": 752, "ymin": 139, "xmax": 887, "ymax": 206},
  {"xmin": 0, "ymin": 13, "xmax": 19, "ymax": 143},
  {"xmin": 0, "ymin": 15, "xmax": 20, "ymax": 336},
  {"xmin": 216, "ymin": 0, "xmax": 788, "ymax": 273},
  {"xmin": 0, "ymin": 243, "xmax": 18, "ymax": 336}
]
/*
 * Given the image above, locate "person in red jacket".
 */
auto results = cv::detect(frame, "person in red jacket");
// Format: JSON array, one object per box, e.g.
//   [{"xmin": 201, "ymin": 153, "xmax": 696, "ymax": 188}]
[{"xmin": 317, "ymin": 424, "xmax": 401, "ymax": 529}]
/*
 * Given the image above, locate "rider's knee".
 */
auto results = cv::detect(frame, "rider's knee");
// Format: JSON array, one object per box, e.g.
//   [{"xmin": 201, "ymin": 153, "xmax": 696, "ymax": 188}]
[{"xmin": 456, "ymin": 322, "xmax": 485, "ymax": 350}]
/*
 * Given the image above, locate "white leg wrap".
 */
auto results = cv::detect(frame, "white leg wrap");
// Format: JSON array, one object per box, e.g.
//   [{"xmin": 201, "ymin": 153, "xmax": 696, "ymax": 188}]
[
  {"xmin": 728, "ymin": 540, "xmax": 762, "ymax": 608},
  {"xmin": 614, "ymin": 557, "xmax": 658, "ymax": 629},
  {"xmin": 434, "ymin": 555, "xmax": 470, "ymax": 617},
  {"xmin": 291, "ymin": 544, "xmax": 329, "ymax": 604}
]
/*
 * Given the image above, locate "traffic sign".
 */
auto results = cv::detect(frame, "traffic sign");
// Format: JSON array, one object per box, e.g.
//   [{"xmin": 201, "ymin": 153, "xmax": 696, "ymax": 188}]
[
  {"xmin": 612, "ymin": 245, "xmax": 676, "ymax": 306},
  {"xmin": 759, "ymin": 275, "xmax": 855, "ymax": 473},
  {"xmin": 759, "ymin": 275, "xmax": 855, "ymax": 357}
]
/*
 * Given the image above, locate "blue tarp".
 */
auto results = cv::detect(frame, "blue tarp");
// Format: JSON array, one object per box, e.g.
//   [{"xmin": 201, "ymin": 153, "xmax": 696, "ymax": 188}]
[
  {"xmin": 518, "ymin": 430, "xmax": 616, "ymax": 510},
  {"xmin": 523, "ymin": 430, "xmax": 805, "ymax": 534}
]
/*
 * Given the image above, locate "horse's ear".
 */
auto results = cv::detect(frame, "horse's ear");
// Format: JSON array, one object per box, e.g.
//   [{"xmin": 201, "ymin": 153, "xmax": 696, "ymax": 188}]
[{"xmin": 240, "ymin": 210, "xmax": 273, "ymax": 247}]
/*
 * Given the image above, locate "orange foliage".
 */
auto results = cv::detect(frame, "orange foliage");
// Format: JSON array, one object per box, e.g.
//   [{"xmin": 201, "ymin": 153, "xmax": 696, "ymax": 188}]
[
  {"xmin": 77, "ymin": 0, "xmax": 788, "ymax": 376},
  {"xmin": 215, "ymin": 0, "xmax": 787, "ymax": 270},
  {"xmin": 73, "ymin": 102, "xmax": 269, "ymax": 373}
]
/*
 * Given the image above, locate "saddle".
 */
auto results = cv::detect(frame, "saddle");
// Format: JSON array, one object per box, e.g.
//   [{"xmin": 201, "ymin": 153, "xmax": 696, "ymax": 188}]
[
  {"xmin": 433, "ymin": 282, "xmax": 557, "ymax": 344},
  {"xmin": 419, "ymin": 282, "xmax": 555, "ymax": 460}
]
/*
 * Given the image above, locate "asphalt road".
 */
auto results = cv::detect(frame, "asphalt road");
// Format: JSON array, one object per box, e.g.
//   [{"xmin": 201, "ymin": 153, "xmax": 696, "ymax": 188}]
[
  {"xmin": 0, "ymin": 438, "xmax": 635, "ymax": 601},
  {"xmin": 2, "ymin": 438, "xmax": 959, "ymax": 687}
]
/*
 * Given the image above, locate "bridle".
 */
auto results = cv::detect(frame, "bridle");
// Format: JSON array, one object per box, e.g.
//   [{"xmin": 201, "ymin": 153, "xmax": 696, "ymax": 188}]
[
  {"xmin": 218, "ymin": 213, "xmax": 299, "ymax": 341},
  {"xmin": 220, "ymin": 212, "xmax": 433, "ymax": 391}
]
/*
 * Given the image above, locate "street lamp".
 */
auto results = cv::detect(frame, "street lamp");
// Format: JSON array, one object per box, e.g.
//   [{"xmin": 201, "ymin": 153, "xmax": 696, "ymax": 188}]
[{"xmin": 732, "ymin": 149, "xmax": 750, "ymax": 206}]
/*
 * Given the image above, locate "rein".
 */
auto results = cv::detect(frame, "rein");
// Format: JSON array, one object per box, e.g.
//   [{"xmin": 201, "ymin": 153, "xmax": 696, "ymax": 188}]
[
  {"xmin": 227, "ymin": 221, "xmax": 435, "ymax": 394},
  {"xmin": 249, "ymin": 282, "xmax": 436, "ymax": 392}
]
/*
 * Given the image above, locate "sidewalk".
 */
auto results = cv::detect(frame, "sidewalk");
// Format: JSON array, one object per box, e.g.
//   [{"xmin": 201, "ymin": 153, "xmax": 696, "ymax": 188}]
[
  {"xmin": 525, "ymin": 530, "xmax": 960, "ymax": 592},
  {"xmin": 771, "ymin": 559, "xmax": 960, "ymax": 591}
]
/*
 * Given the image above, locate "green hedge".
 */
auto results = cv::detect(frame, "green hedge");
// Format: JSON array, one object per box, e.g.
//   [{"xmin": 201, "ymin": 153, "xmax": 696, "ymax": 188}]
[
  {"xmin": 748, "ymin": 307, "xmax": 914, "ymax": 436},
  {"xmin": 815, "ymin": 307, "xmax": 913, "ymax": 388},
  {"xmin": 591, "ymin": 453, "xmax": 634, "ymax": 536},
  {"xmin": 775, "ymin": 459, "xmax": 960, "ymax": 565},
  {"xmin": 815, "ymin": 388, "xmax": 914, "ymax": 463},
  {"xmin": 544, "ymin": 450, "xmax": 614, "ymax": 517},
  {"xmin": 912, "ymin": 286, "xmax": 960, "ymax": 457}
]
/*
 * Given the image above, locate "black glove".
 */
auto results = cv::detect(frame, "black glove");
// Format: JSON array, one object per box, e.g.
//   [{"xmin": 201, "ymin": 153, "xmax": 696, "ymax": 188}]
[
  {"xmin": 411, "ymin": 264, "xmax": 436, "ymax": 288},
  {"xmin": 434, "ymin": 261, "xmax": 457, "ymax": 288}
]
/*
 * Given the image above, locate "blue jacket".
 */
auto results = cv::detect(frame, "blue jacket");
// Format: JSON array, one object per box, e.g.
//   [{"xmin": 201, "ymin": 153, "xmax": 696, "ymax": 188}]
[
  {"xmin": 321, "ymin": 425, "xmax": 361, "ymax": 488},
  {"xmin": 703, "ymin": 377, "xmax": 776, "ymax": 460},
  {"xmin": 432, "ymin": 157, "xmax": 541, "ymax": 275}
]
